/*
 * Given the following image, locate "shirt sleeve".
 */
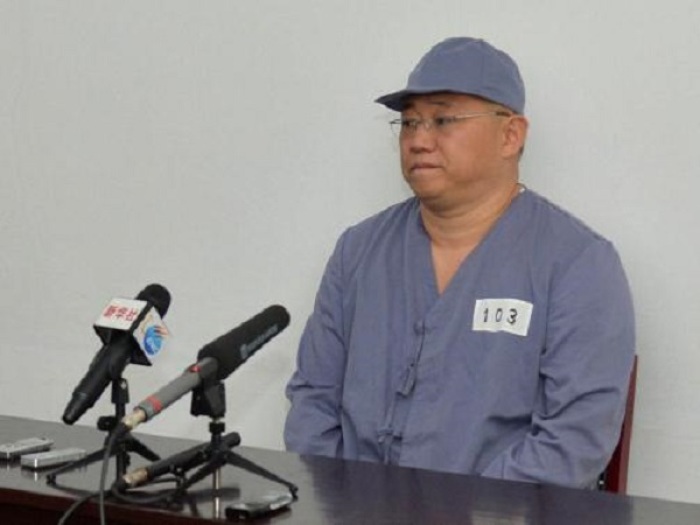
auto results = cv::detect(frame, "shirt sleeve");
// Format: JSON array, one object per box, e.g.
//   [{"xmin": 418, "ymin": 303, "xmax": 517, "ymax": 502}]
[
  {"xmin": 480, "ymin": 239, "xmax": 636, "ymax": 488},
  {"xmin": 283, "ymin": 232, "xmax": 348, "ymax": 458}
]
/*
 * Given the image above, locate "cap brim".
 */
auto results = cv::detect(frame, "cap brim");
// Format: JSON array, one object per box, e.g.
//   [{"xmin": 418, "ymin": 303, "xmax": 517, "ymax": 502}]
[
  {"xmin": 375, "ymin": 86, "xmax": 487, "ymax": 112},
  {"xmin": 375, "ymin": 86, "xmax": 462, "ymax": 111},
  {"xmin": 375, "ymin": 89, "xmax": 412, "ymax": 111}
]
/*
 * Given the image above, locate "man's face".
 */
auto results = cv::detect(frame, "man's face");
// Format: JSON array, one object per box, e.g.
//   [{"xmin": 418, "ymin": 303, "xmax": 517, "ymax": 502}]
[{"xmin": 397, "ymin": 93, "xmax": 518, "ymax": 210}]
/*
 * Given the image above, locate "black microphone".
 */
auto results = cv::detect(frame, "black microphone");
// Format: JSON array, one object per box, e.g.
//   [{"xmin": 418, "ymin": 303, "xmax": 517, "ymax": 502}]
[
  {"xmin": 62, "ymin": 284, "xmax": 171, "ymax": 425},
  {"xmin": 114, "ymin": 431, "xmax": 241, "ymax": 491},
  {"xmin": 119, "ymin": 305, "xmax": 290, "ymax": 433}
]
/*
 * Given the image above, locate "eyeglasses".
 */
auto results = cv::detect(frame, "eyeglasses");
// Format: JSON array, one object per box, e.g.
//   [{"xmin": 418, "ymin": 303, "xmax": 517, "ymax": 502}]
[{"xmin": 389, "ymin": 110, "xmax": 512, "ymax": 137}]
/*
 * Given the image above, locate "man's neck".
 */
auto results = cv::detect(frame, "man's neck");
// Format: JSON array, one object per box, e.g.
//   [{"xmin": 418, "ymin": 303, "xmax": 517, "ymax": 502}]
[{"xmin": 420, "ymin": 181, "xmax": 522, "ymax": 250}]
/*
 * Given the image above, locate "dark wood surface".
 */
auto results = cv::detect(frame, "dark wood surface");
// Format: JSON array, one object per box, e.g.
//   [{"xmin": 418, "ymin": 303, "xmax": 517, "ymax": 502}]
[{"xmin": 2, "ymin": 415, "xmax": 700, "ymax": 524}]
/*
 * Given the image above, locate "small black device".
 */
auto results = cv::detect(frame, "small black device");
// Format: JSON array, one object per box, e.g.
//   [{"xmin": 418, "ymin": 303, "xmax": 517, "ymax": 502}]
[{"xmin": 225, "ymin": 491, "xmax": 294, "ymax": 521}]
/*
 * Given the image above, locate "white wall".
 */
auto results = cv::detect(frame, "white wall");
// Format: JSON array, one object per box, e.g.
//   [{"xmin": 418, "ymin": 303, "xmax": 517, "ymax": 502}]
[{"xmin": 1, "ymin": 0, "xmax": 699, "ymax": 504}]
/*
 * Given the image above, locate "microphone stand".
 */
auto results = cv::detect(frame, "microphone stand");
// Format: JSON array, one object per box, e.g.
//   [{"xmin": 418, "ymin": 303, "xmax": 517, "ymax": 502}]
[
  {"xmin": 167, "ymin": 379, "xmax": 298, "ymax": 502},
  {"xmin": 47, "ymin": 376, "xmax": 160, "ymax": 485}
]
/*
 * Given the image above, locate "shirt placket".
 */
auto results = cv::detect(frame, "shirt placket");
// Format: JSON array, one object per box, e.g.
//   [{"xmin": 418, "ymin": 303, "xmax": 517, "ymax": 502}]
[{"xmin": 378, "ymin": 319, "xmax": 427, "ymax": 464}]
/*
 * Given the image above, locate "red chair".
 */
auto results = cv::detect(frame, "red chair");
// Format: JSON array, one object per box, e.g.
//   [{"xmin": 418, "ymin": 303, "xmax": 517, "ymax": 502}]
[{"xmin": 598, "ymin": 355, "xmax": 638, "ymax": 493}]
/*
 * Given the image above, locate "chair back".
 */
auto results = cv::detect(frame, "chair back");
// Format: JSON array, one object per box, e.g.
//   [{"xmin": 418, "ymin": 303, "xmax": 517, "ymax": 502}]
[{"xmin": 598, "ymin": 355, "xmax": 638, "ymax": 493}]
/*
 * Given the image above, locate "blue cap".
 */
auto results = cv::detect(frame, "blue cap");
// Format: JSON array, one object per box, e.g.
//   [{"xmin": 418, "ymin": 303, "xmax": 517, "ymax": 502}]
[{"xmin": 375, "ymin": 37, "xmax": 525, "ymax": 114}]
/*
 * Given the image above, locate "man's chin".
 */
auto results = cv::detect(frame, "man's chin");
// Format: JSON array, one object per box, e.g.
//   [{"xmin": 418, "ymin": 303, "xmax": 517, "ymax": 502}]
[
  {"xmin": 411, "ymin": 190, "xmax": 449, "ymax": 210},
  {"xmin": 406, "ymin": 180, "xmax": 444, "ymax": 201}
]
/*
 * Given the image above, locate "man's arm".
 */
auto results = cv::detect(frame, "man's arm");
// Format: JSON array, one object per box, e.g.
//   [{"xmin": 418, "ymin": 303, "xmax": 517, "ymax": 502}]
[
  {"xmin": 284, "ymin": 233, "xmax": 348, "ymax": 458},
  {"xmin": 481, "ymin": 239, "xmax": 636, "ymax": 488}
]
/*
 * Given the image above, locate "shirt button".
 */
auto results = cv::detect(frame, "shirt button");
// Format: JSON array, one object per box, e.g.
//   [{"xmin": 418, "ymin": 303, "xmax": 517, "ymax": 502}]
[{"xmin": 413, "ymin": 321, "xmax": 424, "ymax": 335}]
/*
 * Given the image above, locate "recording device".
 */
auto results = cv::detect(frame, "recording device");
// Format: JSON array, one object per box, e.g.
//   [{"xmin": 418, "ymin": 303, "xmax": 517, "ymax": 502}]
[
  {"xmin": 62, "ymin": 284, "xmax": 171, "ymax": 425},
  {"xmin": 21, "ymin": 447, "xmax": 87, "ymax": 469},
  {"xmin": 0, "ymin": 437, "xmax": 54, "ymax": 460},
  {"xmin": 119, "ymin": 305, "xmax": 290, "ymax": 434},
  {"xmin": 225, "ymin": 491, "xmax": 294, "ymax": 520}
]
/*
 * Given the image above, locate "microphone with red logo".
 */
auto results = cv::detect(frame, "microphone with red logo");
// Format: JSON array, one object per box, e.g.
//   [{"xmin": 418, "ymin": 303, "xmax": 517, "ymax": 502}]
[{"xmin": 62, "ymin": 284, "xmax": 171, "ymax": 425}]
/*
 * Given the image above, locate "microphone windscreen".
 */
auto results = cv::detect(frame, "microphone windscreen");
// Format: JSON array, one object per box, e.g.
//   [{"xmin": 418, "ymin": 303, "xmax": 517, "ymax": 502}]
[
  {"xmin": 137, "ymin": 284, "xmax": 171, "ymax": 317},
  {"xmin": 198, "ymin": 305, "xmax": 290, "ymax": 380}
]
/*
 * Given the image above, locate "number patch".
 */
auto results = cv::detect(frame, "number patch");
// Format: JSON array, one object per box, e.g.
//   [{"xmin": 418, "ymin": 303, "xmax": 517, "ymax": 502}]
[{"xmin": 472, "ymin": 298, "xmax": 533, "ymax": 337}]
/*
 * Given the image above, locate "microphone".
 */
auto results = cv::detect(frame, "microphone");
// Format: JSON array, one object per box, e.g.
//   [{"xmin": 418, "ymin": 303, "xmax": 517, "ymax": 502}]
[
  {"xmin": 119, "ymin": 305, "xmax": 290, "ymax": 433},
  {"xmin": 62, "ymin": 284, "xmax": 171, "ymax": 425},
  {"xmin": 114, "ymin": 431, "xmax": 241, "ymax": 491}
]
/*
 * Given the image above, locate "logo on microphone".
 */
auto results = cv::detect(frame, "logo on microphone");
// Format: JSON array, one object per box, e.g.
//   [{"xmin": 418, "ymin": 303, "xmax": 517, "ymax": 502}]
[
  {"xmin": 240, "ymin": 325, "xmax": 280, "ymax": 359},
  {"xmin": 95, "ymin": 298, "xmax": 148, "ymax": 331},
  {"xmin": 143, "ymin": 324, "xmax": 168, "ymax": 356},
  {"xmin": 134, "ymin": 310, "xmax": 170, "ymax": 361}
]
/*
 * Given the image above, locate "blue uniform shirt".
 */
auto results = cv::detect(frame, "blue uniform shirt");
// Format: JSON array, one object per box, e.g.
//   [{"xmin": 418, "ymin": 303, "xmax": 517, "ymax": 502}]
[{"xmin": 284, "ymin": 189, "xmax": 635, "ymax": 488}]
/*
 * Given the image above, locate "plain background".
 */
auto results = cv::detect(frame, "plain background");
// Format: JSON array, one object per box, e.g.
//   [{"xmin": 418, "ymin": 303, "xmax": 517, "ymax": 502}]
[{"xmin": 1, "ymin": 0, "xmax": 699, "ymax": 504}]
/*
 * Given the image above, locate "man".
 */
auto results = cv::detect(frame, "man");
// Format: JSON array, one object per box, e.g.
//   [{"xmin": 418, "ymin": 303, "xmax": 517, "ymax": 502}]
[{"xmin": 284, "ymin": 37, "xmax": 635, "ymax": 488}]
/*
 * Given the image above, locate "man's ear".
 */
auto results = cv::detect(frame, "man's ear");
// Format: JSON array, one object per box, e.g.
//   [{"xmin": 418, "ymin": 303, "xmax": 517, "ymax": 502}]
[{"xmin": 502, "ymin": 115, "xmax": 528, "ymax": 159}]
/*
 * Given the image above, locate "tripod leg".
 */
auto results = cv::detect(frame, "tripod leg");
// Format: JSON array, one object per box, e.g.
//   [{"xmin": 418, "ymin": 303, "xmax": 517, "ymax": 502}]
[
  {"xmin": 176, "ymin": 453, "xmax": 227, "ymax": 495},
  {"xmin": 126, "ymin": 436, "xmax": 161, "ymax": 462},
  {"xmin": 224, "ymin": 450, "xmax": 298, "ymax": 496}
]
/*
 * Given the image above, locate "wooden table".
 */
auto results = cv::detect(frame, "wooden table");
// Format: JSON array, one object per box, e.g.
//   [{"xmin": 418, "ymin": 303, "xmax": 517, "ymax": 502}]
[{"xmin": 2, "ymin": 415, "xmax": 700, "ymax": 524}]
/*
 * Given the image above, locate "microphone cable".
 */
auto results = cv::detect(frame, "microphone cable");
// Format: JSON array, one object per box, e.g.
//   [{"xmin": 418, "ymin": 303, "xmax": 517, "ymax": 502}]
[
  {"xmin": 57, "ymin": 490, "xmax": 101, "ymax": 525},
  {"xmin": 100, "ymin": 430, "xmax": 118, "ymax": 525},
  {"xmin": 55, "ymin": 429, "xmax": 121, "ymax": 525},
  {"xmin": 109, "ymin": 476, "xmax": 182, "ymax": 507},
  {"xmin": 56, "ymin": 475, "xmax": 181, "ymax": 524}
]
